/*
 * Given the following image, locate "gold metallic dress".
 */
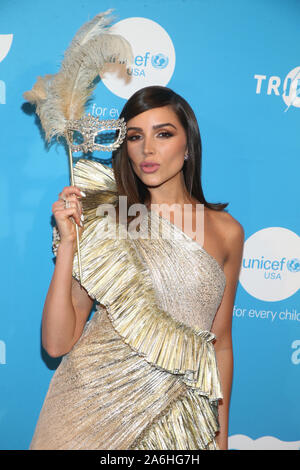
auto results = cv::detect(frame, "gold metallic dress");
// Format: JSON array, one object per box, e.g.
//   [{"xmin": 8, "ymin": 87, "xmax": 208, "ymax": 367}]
[{"xmin": 30, "ymin": 160, "xmax": 226, "ymax": 450}]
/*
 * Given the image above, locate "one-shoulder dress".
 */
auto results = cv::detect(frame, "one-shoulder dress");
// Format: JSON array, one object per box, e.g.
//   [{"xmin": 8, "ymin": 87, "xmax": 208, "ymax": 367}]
[{"xmin": 30, "ymin": 160, "xmax": 226, "ymax": 450}]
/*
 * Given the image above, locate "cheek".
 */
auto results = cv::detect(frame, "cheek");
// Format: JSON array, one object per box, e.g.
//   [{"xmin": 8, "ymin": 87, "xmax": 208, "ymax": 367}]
[
  {"xmin": 126, "ymin": 143, "xmax": 141, "ymax": 162},
  {"xmin": 162, "ymin": 138, "xmax": 186, "ymax": 162}
]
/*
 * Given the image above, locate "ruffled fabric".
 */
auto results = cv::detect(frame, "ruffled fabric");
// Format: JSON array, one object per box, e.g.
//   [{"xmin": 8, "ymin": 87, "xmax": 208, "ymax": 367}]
[
  {"xmin": 53, "ymin": 159, "xmax": 223, "ymax": 402},
  {"xmin": 52, "ymin": 158, "xmax": 223, "ymax": 449},
  {"xmin": 130, "ymin": 390, "xmax": 220, "ymax": 450}
]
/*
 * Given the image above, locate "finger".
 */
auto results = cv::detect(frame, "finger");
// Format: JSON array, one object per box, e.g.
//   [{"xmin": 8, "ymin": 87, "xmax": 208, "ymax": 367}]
[
  {"xmin": 52, "ymin": 200, "xmax": 65, "ymax": 211},
  {"xmin": 54, "ymin": 207, "xmax": 83, "ymax": 227},
  {"xmin": 54, "ymin": 197, "xmax": 80, "ymax": 212},
  {"xmin": 59, "ymin": 186, "xmax": 86, "ymax": 200},
  {"xmin": 65, "ymin": 195, "xmax": 83, "ymax": 212},
  {"xmin": 64, "ymin": 198, "xmax": 83, "ymax": 220},
  {"xmin": 64, "ymin": 207, "xmax": 83, "ymax": 227},
  {"xmin": 54, "ymin": 196, "xmax": 82, "ymax": 219}
]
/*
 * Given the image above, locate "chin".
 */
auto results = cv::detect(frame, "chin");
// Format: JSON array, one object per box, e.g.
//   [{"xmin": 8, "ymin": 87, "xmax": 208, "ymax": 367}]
[
  {"xmin": 135, "ymin": 170, "xmax": 161, "ymax": 183},
  {"xmin": 141, "ymin": 177, "xmax": 163, "ymax": 188}
]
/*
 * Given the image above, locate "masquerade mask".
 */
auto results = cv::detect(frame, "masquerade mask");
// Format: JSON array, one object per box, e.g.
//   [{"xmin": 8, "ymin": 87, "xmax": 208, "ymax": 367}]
[
  {"xmin": 66, "ymin": 114, "xmax": 127, "ymax": 153},
  {"xmin": 23, "ymin": 10, "xmax": 133, "ymax": 282}
]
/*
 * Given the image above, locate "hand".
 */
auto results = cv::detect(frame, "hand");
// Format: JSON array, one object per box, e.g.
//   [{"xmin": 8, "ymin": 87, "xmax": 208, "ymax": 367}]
[{"xmin": 52, "ymin": 186, "xmax": 86, "ymax": 245}]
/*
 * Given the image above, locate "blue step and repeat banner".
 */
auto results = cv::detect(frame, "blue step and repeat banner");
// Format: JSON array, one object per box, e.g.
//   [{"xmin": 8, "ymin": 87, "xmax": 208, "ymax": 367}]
[{"xmin": 0, "ymin": 0, "xmax": 299, "ymax": 450}]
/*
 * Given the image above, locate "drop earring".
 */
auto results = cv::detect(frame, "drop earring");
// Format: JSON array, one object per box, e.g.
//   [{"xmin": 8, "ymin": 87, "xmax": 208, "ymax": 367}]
[{"xmin": 184, "ymin": 153, "xmax": 189, "ymax": 161}]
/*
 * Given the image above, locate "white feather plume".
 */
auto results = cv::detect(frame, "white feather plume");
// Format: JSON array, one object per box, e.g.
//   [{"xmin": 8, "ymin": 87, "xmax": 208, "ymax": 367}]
[{"xmin": 23, "ymin": 10, "xmax": 132, "ymax": 142}]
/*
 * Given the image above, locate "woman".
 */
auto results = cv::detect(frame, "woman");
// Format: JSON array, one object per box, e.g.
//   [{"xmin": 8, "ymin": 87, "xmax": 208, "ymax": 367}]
[{"xmin": 30, "ymin": 86, "xmax": 244, "ymax": 450}]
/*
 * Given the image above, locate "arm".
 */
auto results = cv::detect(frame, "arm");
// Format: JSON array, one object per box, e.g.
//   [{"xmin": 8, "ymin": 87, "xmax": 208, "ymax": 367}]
[
  {"xmin": 42, "ymin": 186, "xmax": 94, "ymax": 358},
  {"xmin": 210, "ymin": 220, "xmax": 244, "ymax": 450}
]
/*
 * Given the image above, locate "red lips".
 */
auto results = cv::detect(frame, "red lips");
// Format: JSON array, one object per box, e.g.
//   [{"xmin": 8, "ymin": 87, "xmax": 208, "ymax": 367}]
[{"xmin": 140, "ymin": 162, "xmax": 160, "ymax": 173}]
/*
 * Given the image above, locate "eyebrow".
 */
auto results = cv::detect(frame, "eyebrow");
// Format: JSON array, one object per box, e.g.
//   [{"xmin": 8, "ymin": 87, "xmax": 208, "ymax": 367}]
[{"xmin": 127, "ymin": 122, "xmax": 177, "ymax": 132}]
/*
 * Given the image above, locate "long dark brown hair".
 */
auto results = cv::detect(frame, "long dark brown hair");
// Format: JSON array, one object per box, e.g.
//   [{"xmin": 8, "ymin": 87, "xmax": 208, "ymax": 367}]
[{"xmin": 112, "ymin": 85, "xmax": 228, "ymax": 222}]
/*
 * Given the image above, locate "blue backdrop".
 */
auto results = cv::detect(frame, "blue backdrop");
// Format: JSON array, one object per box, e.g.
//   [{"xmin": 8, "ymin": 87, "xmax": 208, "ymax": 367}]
[{"xmin": 0, "ymin": 0, "xmax": 299, "ymax": 450}]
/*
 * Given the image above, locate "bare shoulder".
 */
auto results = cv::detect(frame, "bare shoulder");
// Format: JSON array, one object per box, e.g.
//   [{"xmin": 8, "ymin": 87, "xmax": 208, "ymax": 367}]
[
  {"xmin": 220, "ymin": 210, "xmax": 244, "ymax": 240},
  {"xmin": 207, "ymin": 208, "xmax": 245, "ymax": 262},
  {"xmin": 206, "ymin": 207, "xmax": 244, "ymax": 239}
]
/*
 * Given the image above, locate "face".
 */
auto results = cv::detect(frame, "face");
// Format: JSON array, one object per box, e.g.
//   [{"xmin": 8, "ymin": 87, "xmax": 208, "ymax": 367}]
[{"xmin": 126, "ymin": 105, "xmax": 188, "ymax": 189}]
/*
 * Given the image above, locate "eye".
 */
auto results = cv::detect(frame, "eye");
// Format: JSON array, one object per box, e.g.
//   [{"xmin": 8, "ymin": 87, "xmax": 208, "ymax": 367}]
[
  {"xmin": 127, "ymin": 134, "xmax": 141, "ymax": 142},
  {"xmin": 157, "ymin": 131, "xmax": 173, "ymax": 138}
]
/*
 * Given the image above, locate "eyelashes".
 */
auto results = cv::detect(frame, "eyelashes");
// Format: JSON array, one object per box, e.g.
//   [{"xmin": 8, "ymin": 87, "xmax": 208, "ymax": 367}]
[
  {"xmin": 126, "ymin": 135, "xmax": 141, "ymax": 142},
  {"xmin": 127, "ymin": 131, "xmax": 174, "ymax": 142},
  {"xmin": 158, "ymin": 131, "xmax": 173, "ymax": 138}
]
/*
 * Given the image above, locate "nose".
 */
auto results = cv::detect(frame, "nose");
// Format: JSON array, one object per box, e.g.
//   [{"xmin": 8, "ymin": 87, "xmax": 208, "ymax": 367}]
[{"xmin": 143, "ymin": 134, "xmax": 155, "ymax": 155}]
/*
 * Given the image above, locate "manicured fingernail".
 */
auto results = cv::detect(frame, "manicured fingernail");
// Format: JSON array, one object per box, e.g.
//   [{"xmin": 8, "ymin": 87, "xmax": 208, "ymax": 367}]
[
  {"xmin": 80, "ymin": 191, "xmax": 86, "ymax": 197},
  {"xmin": 80, "ymin": 221, "xmax": 83, "ymax": 227},
  {"xmin": 81, "ymin": 214, "xmax": 84, "ymax": 222}
]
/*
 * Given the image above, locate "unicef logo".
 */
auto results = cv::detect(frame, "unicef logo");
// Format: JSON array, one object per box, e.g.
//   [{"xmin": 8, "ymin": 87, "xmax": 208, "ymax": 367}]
[
  {"xmin": 239, "ymin": 227, "xmax": 300, "ymax": 301},
  {"xmin": 100, "ymin": 17, "xmax": 176, "ymax": 99},
  {"xmin": 287, "ymin": 258, "xmax": 300, "ymax": 273},
  {"xmin": 151, "ymin": 53, "xmax": 169, "ymax": 69},
  {"xmin": 0, "ymin": 34, "xmax": 13, "ymax": 63},
  {"xmin": 0, "ymin": 34, "xmax": 13, "ymax": 105}
]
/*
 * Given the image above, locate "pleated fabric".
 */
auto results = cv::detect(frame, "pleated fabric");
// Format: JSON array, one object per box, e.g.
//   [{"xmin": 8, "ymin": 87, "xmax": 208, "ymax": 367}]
[{"xmin": 30, "ymin": 159, "xmax": 226, "ymax": 450}]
